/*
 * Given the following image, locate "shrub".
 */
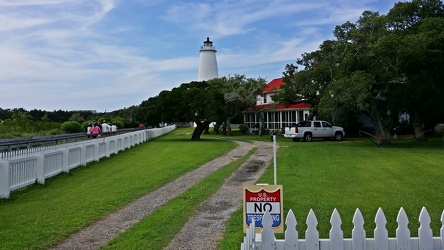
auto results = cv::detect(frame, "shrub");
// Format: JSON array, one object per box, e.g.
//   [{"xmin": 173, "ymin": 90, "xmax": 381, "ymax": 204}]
[
  {"xmin": 111, "ymin": 119, "xmax": 125, "ymax": 130},
  {"xmin": 0, "ymin": 119, "xmax": 60, "ymax": 134},
  {"xmin": 434, "ymin": 124, "xmax": 444, "ymax": 135},
  {"xmin": 47, "ymin": 129, "xmax": 61, "ymax": 135},
  {"xmin": 60, "ymin": 121, "xmax": 83, "ymax": 133},
  {"xmin": 238, "ymin": 124, "xmax": 249, "ymax": 134}
]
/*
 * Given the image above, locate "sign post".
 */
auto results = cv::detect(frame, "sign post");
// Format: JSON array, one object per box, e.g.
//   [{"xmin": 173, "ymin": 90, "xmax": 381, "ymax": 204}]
[
  {"xmin": 243, "ymin": 184, "xmax": 283, "ymax": 233},
  {"xmin": 273, "ymin": 134, "xmax": 277, "ymax": 185}
]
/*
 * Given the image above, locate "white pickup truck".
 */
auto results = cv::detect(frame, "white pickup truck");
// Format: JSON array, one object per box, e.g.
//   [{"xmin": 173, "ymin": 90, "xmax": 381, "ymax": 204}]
[{"xmin": 284, "ymin": 120, "xmax": 345, "ymax": 142}]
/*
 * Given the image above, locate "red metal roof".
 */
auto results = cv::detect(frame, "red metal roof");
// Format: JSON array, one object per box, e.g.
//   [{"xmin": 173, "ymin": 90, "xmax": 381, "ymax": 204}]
[
  {"xmin": 243, "ymin": 102, "xmax": 311, "ymax": 112},
  {"xmin": 263, "ymin": 78, "xmax": 284, "ymax": 93},
  {"xmin": 242, "ymin": 77, "xmax": 312, "ymax": 112},
  {"xmin": 258, "ymin": 102, "xmax": 311, "ymax": 111}
]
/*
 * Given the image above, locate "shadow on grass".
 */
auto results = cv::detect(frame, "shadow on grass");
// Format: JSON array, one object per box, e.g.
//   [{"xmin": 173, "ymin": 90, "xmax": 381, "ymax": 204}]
[{"xmin": 151, "ymin": 137, "xmax": 228, "ymax": 143}]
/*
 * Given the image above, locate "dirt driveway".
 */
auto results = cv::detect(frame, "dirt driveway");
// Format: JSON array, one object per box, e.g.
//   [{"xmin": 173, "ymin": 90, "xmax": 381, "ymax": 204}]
[{"xmin": 51, "ymin": 140, "xmax": 273, "ymax": 250}]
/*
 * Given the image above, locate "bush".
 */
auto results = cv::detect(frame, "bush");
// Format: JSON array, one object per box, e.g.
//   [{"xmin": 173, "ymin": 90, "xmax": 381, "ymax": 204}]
[
  {"xmin": 238, "ymin": 124, "xmax": 249, "ymax": 134},
  {"xmin": 60, "ymin": 121, "xmax": 83, "ymax": 133},
  {"xmin": 0, "ymin": 119, "xmax": 60, "ymax": 135},
  {"xmin": 434, "ymin": 124, "xmax": 444, "ymax": 135},
  {"xmin": 111, "ymin": 119, "xmax": 125, "ymax": 130},
  {"xmin": 47, "ymin": 129, "xmax": 62, "ymax": 135}
]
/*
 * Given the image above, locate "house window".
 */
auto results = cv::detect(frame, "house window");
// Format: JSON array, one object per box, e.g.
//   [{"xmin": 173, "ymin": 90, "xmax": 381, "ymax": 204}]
[{"xmin": 263, "ymin": 94, "xmax": 267, "ymax": 104}]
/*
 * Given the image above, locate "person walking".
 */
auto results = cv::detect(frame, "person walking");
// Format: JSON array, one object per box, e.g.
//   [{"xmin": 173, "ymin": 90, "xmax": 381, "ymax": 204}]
[
  {"xmin": 91, "ymin": 123, "xmax": 101, "ymax": 138},
  {"xmin": 86, "ymin": 123, "xmax": 93, "ymax": 139},
  {"xmin": 101, "ymin": 120, "xmax": 111, "ymax": 135},
  {"xmin": 111, "ymin": 123, "xmax": 117, "ymax": 132}
]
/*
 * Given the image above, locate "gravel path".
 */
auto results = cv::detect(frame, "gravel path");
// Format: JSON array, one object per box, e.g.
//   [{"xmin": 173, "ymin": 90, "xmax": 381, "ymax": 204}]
[{"xmin": 50, "ymin": 140, "xmax": 273, "ymax": 250}]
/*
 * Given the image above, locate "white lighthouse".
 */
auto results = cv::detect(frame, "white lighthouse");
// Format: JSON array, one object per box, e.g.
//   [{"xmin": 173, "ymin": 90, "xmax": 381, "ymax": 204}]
[{"xmin": 198, "ymin": 37, "xmax": 218, "ymax": 81}]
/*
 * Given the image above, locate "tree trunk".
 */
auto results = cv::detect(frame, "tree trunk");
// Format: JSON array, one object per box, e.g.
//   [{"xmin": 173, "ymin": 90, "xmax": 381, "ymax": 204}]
[
  {"xmin": 203, "ymin": 123, "xmax": 210, "ymax": 134},
  {"xmin": 412, "ymin": 112, "xmax": 426, "ymax": 141},
  {"xmin": 308, "ymin": 110, "xmax": 317, "ymax": 121},
  {"xmin": 226, "ymin": 117, "xmax": 233, "ymax": 136},
  {"xmin": 258, "ymin": 112, "xmax": 264, "ymax": 136},
  {"xmin": 191, "ymin": 121, "xmax": 211, "ymax": 141},
  {"xmin": 222, "ymin": 122, "xmax": 227, "ymax": 135},
  {"xmin": 214, "ymin": 121, "xmax": 221, "ymax": 135},
  {"xmin": 370, "ymin": 111, "xmax": 390, "ymax": 146}
]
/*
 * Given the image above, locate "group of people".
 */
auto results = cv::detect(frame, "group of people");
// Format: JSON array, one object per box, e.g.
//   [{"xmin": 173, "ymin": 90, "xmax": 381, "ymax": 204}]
[{"xmin": 87, "ymin": 120, "xmax": 117, "ymax": 138}]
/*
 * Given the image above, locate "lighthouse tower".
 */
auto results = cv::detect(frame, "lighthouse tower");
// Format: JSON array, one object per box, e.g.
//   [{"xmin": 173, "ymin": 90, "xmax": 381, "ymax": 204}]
[{"xmin": 198, "ymin": 37, "xmax": 218, "ymax": 81}]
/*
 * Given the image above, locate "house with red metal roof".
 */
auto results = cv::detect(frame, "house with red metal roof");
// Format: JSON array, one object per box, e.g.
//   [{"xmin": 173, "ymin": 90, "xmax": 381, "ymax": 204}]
[{"xmin": 243, "ymin": 78, "xmax": 312, "ymax": 132}]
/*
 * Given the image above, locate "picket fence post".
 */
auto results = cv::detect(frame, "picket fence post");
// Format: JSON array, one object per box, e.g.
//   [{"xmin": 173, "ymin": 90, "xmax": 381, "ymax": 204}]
[
  {"xmin": 285, "ymin": 209, "xmax": 298, "ymax": 249},
  {"xmin": 352, "ymin": 208, "xmax": 366, "ymax": 250},
  {"xmin": 418, "ymin": 207, "xmax": 433, "ymax": 250},
  {"xmin": 396, "ymin": 207, "xmax": 410, "ymax": 250},
  {"xmin": 0, "ymin": 161, "xmax": 10, "ymax": 198},
  {"xmin": 306, "ymin": 209, "xmax": 319, "ymax": 250},
  {"xmin": 330, "ymin": 208, "xmax": 343, "ymax": 250},
  {"xmin": 36, "ymin": 155, "xmax": 45, "ymax": 185},
  {"xmin": 262, "ymin": 211, "xmax": 276, "ymax": 249},
  {"xmin": 374, "ymin": 208, "xmax": 388, "ymax": 250}
]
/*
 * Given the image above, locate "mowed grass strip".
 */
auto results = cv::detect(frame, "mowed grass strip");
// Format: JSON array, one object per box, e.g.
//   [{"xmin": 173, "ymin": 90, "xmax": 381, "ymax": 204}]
[
  {"xmin": 103, "ymin": 147, "xmax": 256, "ymax": 249},
  {"xmin": 0, "ymin": 128, "xmax": 236, "ymax": 250},
  {"xmin": 220, "ymin": 136, "xmax": 444, "ymax": 249}
]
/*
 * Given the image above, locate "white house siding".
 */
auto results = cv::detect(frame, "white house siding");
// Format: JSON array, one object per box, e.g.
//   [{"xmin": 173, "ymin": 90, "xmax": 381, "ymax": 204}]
[
  {"xmin": 243, "ymin": 108, "xmax": 310, "ymax": 132},
  {"xmin": 243, "ymin": 78, "xmax": 312, "ymax": 132}
]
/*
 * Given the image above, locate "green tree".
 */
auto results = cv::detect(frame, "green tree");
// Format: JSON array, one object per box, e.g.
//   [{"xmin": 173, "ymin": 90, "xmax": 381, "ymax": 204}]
[
  {"xmin": 41, "ymin": 114, "xmax": 50, "ymax": 122},
  {"xmin": 135, "ymin": 96, "xmax": 161, "ymax": 128},
  {"xmin": 69, "ymin": 113, "xmax": 85, "ymax": 123},
  {"xmin": 60, "ymin": 121, "xmax": 83, "ymax": 133},
  {"xmin": 29, "ymin": 109, "xmax": 46, "ymax": 121},
  {"xmin": 276, "ymin": 0, "xmax": 444, "ymax": 144},
  {"xmin": 0, "ymin": 108, "xmax": 12, "ymax": 120},
  {"xmin": 227, "ymin": 75, "xmax": 267, "ymax": 136},
  {"xmin": 153, "ymin": 81, "xmax": 225, "ymax": 140},
  {"xmin": 208, "ymin": 74, "xmax": 263, "ymax": 136},
  {"xmin": 384, "ymin": 0, "xmax": 444, "ymax": 134},
  {"xmin": 182, "ymin": 82, "xmax": 225, "ymax": 140},
  {"xmin": 11, "ymin": 108, "xmax": 31, "ymax": 120}
]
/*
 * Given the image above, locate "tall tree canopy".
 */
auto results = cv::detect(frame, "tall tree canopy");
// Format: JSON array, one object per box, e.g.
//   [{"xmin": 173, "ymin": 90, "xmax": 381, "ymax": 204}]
[
  {"xmin": 144, "ymin": 81, "xmax": 225, "ymax": 140},
  {"xmin": 136, "ymin": 76, "xmax": 266, "ymax": 140},
  {"xmin": 208, "ymin": 74, "xmax": 267, "ymax": 136},
  {"xmin": 274, "ymin": 0, "xmax": 444, "ymax": 143}
]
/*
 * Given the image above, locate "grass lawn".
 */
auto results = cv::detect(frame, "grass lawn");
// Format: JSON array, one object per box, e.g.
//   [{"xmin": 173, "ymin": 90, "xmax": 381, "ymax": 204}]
[
  {"xmin": 0, "ymin": 128, "xmax": 237, "ymax": 250},
  {"xmin": 219, "ymin": 135, "xmax": 444, "ymax": 249},
  {"xmin": 1, "ymin": 126, "xmax": 443, "ymax": 250}
]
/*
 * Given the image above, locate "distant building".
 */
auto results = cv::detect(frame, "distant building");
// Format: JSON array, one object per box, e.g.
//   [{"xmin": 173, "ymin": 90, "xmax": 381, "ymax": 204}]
[
  {"xmin": 71, "ymin": 110, "xmax": 97, "ymax": 114},
  {"xmin": 198, "ymin": 37, "xmax": 218, "ymax": 81},
  {"xmin": 243, "ymin": 78, "xmax": 312, "ymax": 132}
]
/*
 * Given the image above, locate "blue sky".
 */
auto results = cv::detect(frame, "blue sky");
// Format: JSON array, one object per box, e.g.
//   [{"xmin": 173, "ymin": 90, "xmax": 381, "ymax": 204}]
[{"xmin": 0, "ymin": 0, "xmax": 403, "ymax": 112}]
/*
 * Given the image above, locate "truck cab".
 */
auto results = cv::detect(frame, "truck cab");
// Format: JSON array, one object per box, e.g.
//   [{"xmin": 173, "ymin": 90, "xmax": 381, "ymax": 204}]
[{"xmin": 284, "ymin": 120, "xmax": 345, "ymax": 142}]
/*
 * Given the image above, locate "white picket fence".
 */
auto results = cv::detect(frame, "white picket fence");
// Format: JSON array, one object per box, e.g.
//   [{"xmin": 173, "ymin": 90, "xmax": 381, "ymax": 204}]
[
  {"xmin": 0, "ymin": 126, "xmax": 176, "ymax": 199},
  {"xmin": 241, "ymin": 207, "xmax": 444, "ymax": 250}
]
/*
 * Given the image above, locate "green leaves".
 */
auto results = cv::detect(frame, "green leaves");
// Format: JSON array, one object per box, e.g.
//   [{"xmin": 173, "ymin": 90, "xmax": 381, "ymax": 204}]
[{"xmin": 278, "ymin": 0, "xmax": 444, "ymax": 135}]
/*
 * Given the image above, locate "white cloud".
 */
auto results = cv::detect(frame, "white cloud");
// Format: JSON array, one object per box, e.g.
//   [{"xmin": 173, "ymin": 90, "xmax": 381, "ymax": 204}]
[{"xmin": 0, "ymin": 0, "xmax": 401, "ymax": 111}]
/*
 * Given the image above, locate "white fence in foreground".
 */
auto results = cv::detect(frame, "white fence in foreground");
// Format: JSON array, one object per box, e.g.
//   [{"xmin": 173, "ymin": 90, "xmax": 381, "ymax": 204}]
[
  {"xmin": 242, "ymin": 207, "xmax": 444, "ymax": 250},
  {"xmin": 0, "ymin": 126, "xmax": 176, "ymax": 199}
]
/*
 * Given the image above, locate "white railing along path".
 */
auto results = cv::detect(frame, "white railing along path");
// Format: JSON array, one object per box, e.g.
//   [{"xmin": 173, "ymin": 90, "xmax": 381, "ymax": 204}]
[{"xmin": 0, "ymin": 126, "xmax": 175, "ymax": 199}]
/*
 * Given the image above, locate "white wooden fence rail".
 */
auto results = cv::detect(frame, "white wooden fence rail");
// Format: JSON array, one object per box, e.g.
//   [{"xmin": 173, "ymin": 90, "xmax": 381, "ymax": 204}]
[
  {"xmin": 241, "ymin": 207, "xmax": 444, "ymax": 250},
  {"xmin": 0, "ymin": 125, "xmax": 175, "ymax": 198}
]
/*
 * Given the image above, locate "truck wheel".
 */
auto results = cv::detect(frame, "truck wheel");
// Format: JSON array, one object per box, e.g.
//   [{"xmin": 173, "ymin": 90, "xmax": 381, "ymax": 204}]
[
  {"xmin": 334, "ymin": 132, "xmax": 343, "ymax": 141},
  {"xmin": 292, "ymin": 138, "xmax": 300, "ymax": 142},
  {"xmin": 303, "ymin": 133, "xmax": 312, "ymax": 142}
]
